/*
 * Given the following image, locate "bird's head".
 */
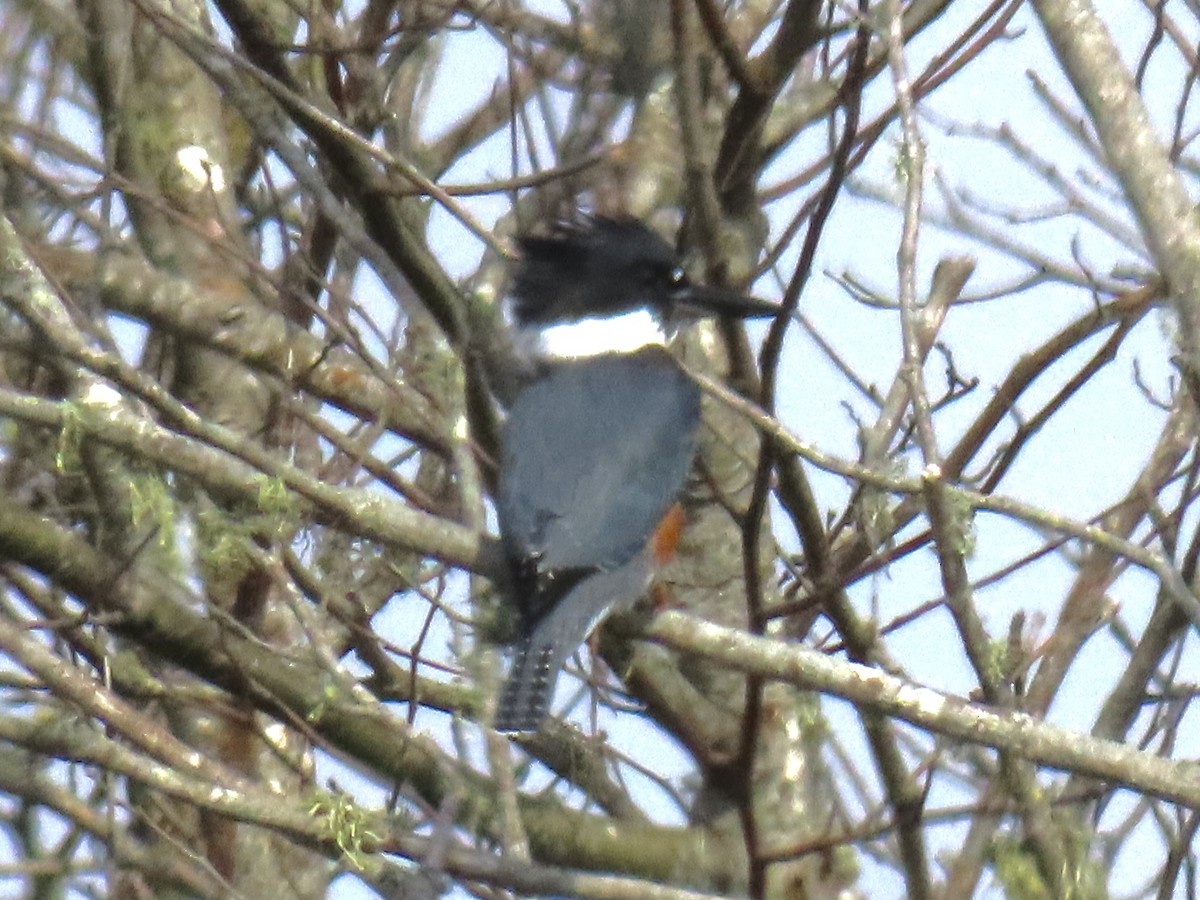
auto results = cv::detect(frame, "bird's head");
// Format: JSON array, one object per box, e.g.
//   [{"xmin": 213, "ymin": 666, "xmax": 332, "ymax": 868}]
[{"xmin": 509, "ymin": 217, "xmax": 782, "ymax": 362}]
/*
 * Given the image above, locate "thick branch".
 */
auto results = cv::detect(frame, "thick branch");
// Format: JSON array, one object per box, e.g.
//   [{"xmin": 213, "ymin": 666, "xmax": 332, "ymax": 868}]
[
  {"xmin": 648, "ymin": 611, "xmax": 1200, "ymax": 808},
  {"xmin": 1032, "ymin": 0, "xmax": 1200, "ymax": 377}
]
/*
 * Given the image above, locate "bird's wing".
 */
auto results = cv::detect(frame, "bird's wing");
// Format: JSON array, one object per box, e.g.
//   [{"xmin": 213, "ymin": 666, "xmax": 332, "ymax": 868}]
[{"xmin": 496, "ymin": 350, "xmax": 701, "ymax": 621}]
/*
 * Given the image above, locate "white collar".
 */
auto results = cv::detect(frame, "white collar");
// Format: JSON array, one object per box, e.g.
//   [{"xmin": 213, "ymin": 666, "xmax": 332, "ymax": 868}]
[{"xmin": 516, "ymin": 307, "xmax": 670, "ymax": 362}]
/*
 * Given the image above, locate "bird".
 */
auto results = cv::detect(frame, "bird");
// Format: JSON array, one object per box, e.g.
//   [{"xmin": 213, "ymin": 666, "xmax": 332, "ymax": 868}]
[{"xmin": 493, "ymin": 215, "xmax": 781, "ymax": 734}]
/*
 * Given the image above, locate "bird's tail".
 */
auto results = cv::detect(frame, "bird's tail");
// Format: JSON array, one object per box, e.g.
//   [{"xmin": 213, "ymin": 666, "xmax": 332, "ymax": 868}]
[
  {"xmin": 493, "ymin": 553, "xmax": 653, "ymax": 734},
  {"xmin": 494, "ymin": 638, "xmax": 556, "ymax": 733}
]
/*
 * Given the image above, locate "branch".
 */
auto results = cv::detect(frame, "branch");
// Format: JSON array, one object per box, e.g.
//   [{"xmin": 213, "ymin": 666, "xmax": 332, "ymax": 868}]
[
  {"xmin": 0, "ymin": 387, "xmax": 490, "ymax": 574},
  {"xmin": 1031, "ymin": 0, "xmax": 1200, "ymax": 381},
  {"xmin": 61, "ymin": 248, "xmax": 445, "ymax": 452},
  {"xmin": 647, "ymin": 611, "xmax": 1200, "ymax": 807},
  {"xmin": 0, "ymin": 711, "xmax": 725, "ymax": 900},
  {"xmin": 0, "ymin": 744, "xmax": 224, "ymax": 897}
]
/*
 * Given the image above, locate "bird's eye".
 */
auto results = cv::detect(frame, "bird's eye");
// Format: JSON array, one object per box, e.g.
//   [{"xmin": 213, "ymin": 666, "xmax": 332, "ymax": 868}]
[{"xmin": 641, "ymin": 263, "xmax": 685, "ymax": 290}]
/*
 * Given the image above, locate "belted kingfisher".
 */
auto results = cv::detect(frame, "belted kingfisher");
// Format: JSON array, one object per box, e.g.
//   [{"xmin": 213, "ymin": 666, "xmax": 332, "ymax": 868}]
[{"xmin": 493, "ymin": 216, "xmax": 780, "ymax": 733}]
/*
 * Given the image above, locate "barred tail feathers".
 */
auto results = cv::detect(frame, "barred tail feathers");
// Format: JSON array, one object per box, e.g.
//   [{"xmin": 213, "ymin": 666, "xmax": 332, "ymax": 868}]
[{"xmin": 493, "ymin": 553, "xmax": 653, "ymax": 733}]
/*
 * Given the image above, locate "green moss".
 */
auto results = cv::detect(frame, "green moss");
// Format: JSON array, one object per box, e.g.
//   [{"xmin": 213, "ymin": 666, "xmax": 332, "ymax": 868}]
[
  {"xmin": 308, "ymin": 794, "xmax": 382, "ymax": 872},
  {"xmin": 943, "ymin": 485, "xmax": 977, "ymax": 558},
  {"xmin": 255, "ymin": 475, "xmax": 300, "ymax": 530},
  {"xmin": 984, "ymin": 639, "xmax": 1010, "ymax": 688},
  {"xmin": 194, "ymin": 505, "xmax": 255, "ymax": 584},
  {"xmin": 991, "ymin": 837, "xmax": 1050, "ymax": 900},
  {"xmin": 129, "ymin": 474, "xmax": 178, "ymax": 556},
  {"xmin": 990, "ymin": 826, "xmax": 1107, "ymax": 900},
  {"xmin": 55, "ymin": 401, "xmax": 84, "ymax": 474}
]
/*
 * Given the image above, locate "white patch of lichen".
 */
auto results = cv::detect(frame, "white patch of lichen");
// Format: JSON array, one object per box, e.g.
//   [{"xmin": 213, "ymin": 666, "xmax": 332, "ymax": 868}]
[
  {"xmin": 895, "ymin": 681, "xmax": 947, "ymax": 719},
  {"xmin": 81, "ymin": 381, "xmax": 122, "ymax": 408},
  {"xmin": 174, "ymin": 145, "xmax": 226, "ymax": 194},
  {"xmin": 783, "ymin": 716, "xmax": 806, "ymax": 782}
]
